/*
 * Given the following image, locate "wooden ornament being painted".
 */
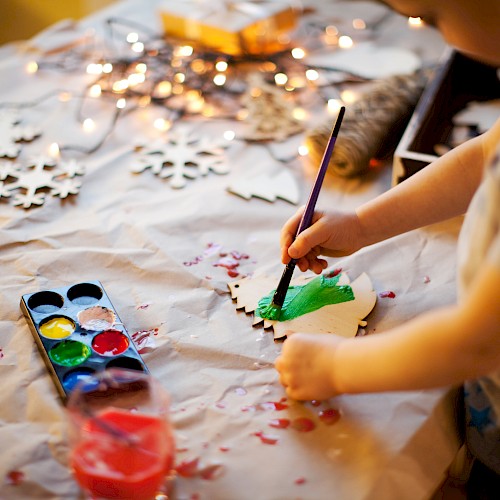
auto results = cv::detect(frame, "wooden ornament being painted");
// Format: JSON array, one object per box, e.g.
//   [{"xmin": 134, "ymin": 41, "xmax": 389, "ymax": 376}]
[
  {"xmin": 229, "ymin": 271, "xmax": 376, "ymax": 340},
  {"xmin": 227, "ymin": 169, "xmax": 299, "ymax": 204}
]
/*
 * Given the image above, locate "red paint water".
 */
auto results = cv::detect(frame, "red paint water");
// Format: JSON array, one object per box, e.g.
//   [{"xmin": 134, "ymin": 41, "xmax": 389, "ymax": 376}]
[
  {"xmin": 318, "ymin": 408, "xmax": 341, "ymax": 426},
  {"xmin": 254, "ymin": 431, "xmax": 279, "ymax": 445},
  {"xmin": 92, "ymin": 330, "xmax": 129, "ymax": 356},
  {"xmin": 291, "ymin": 418, "xmax": 316, "ymax": 432},
  {"xmin": 379, "ymin": 291, "xmax": 396, "ymax": 299},
  {"xmin": 269, "ymin": 418, "xmax": 290, "ymax": 429},
  {"xmin": 71, "ymin": 409, "xmax": 174, "ymax": 500},
  {"xmin": 6, "ymin": 470, "xmax": 24, "ymax": 486}
]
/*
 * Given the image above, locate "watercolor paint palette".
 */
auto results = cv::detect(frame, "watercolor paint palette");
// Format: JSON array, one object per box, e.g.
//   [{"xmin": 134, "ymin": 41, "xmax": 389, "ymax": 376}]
[{"xmin": 20, "ymin": 280, "xmax": 149, "ymax": 399}]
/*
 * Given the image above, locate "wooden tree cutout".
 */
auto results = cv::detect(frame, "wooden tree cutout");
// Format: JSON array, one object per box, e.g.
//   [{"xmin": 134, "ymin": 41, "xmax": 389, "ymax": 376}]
[{"xmin": 228, "ymin": 271, "xmax": 376, "ymax": 340}]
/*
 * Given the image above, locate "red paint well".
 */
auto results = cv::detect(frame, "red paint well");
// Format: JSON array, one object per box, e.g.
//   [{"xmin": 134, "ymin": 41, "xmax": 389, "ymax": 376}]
[{"xmin": 92, "ymin": 329, "xmax": 129, "ymax": 356}]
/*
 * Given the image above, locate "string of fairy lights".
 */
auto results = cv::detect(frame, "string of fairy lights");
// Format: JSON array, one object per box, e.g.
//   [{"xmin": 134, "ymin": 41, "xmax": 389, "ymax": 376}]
[{"xmin": 17, "ymin": 10, "xmax": 425, "ymax": 158}]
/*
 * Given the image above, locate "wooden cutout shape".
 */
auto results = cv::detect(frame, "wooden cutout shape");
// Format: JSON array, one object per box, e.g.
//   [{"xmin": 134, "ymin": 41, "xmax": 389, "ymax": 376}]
[
  {"xmin": 229, "ymin": 271, "xmax": 376, "ymax": 340},
  {"xmin": 304, "ymin": 43, "xmax": 421, "ymax": 79},
  {"xmin": 227, "ymin": 169, "xmax": 300, "ymax": 204},
  {"xmin": 453, "ymin": 99, "xmax": 500, "ymax": 133}
]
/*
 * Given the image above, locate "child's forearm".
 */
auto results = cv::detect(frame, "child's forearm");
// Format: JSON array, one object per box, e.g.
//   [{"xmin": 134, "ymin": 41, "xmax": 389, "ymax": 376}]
[
  {"xmin": 333, "ymin": 263, "xmax": 500, "ymax": 394},
  {"xmin": 356, "ymin": 134, "xmax": 485, "ymax": 247}
]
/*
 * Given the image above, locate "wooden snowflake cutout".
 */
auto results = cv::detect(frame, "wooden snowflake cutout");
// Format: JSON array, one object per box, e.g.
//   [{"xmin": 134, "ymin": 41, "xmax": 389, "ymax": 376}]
[
  {"xmin": 229, "ymin": 270, "xmax": 376, "ymax": 340},
  {"xmin": 0, "ymin": 155, "xmax": 85, "ymax": 208},
  {"xmin": 131, "ymin": 129, "xmax": 229, "ymax": 188},
  {"xmin": 0, "ymin": 109, "xmax": 41, "ymax": 158},
  {"xmin": 227, "ymin": 169, "xmax": 299, "ymax": 204},
  {"xmin": 241, "ymin": 74, "xmax": 304, "ymax": 142}
]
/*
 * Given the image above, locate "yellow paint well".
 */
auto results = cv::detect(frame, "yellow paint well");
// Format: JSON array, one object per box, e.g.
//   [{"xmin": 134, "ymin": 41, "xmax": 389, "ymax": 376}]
[{"xmin": 40, "ymin": 317, "xmax": 75, "ymax": 339}]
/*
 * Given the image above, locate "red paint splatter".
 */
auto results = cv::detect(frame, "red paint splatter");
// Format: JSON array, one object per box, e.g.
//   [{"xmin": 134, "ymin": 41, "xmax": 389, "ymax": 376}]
[
  {"xmin": 136, "ymin": 303, "xmax": 150, "ymax": 310},
  {"xmin": 423, "ymin": 275, "xmax": 431, "ymax": 283},
  {"xmin": 310, "ymin": 400, "xmax": 321, "ymax": 407},
  {"xmin": 6, "ymin": 470, "xmax": 24, "ymax": 486},
  {"xmin": 326, "ymin": 268, "xmax": 342, "ymax": 278},
  {"xmin": 190, "ymin": 495, "xmax": 200, "ymax": 500},
  {"xmin": 0, "ymin": 348, "xmax": 4, "ymax": 359},
  {"xmin": 230, "ymin": 251, "xmax": 249, "ymax": 260},
  {"xmin": 318, "ymin": 408, "xmax": 341, "ymax": 426},
  {"xmin": 183, "ymin": 255, "xmax": 203, "ymax": 266},
  {"xmin": 227, "ymin": 269, "xmax": 239, "ymax": 278},
  {"xmin": 379, "ymin": 290, "xmax": 396, "ymax": 299},
  {"xmin": 269, "ymin": 418, "xmax": 290, "ymax": 429},
  {"xmin": 242, "ymin": 401, "xmax": 289, "ymax": 412},
  {"xmin": 295, "ymin": 477, "xmax": 306, "ymax": 485},
  {"xmin": 291, "ymin": 417, "xmax": 316, "ymax": 432},
  {"xmin": 219, "ymin": 446, "xmax": 230, "ymax": 452},
  {"xmin": 199, "ymin": 463, "xmax": 224, "ymax": 480},
  {"xmin": 254, "ymin": 431, "xmax": 279, "ymax": 445},
  {"xmin": 131, "ymin": 328, "xmax": 158, "ymax": 353},
  {"xmin": 176, "ymin": 447, "xmax": 189, "ymax": 453},
  {"xmin": 176, "ymin": 457, "xmax": 200, "ymax": 478},
  {"xmin": 215, "ymin": 401, "xmax": 226, "ymax": 409},
  {"xmin": 204, "ymin": 242, "xmax": 223, "ymax": 256}
]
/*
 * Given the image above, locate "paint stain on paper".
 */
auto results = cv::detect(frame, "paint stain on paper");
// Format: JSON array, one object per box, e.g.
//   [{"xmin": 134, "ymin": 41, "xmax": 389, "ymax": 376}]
[
  {"xmin": 269, "ymin": 418, "xmax": 291, "ymax": 429},
  {"xmin": 379, "ymin": 290, "xmax": 396, "ymax": 299},
  {"xmin": 290, "ymin": 417, "xmax": 316, "ymax": 432},
  {"xmin": 318, "ymin": 408, "xmax": 341, "ymax": 425},
  {"xmin": 131, "ymin": 328, "xmax": 158, "ymax": 353},
  {"xmin": 183, "ymin": 242, "xmax": 252, "ymax": 278},
  {"xmin": 6, "ymin": 470, "xmax": 24, "ymax": 486},
  {"xmin": 254, "ymin": 431, "xmax": 279, "ymax": 445},
  {"xmin": 257, "ymin": 274, "xmax": 354, "ymax": 321}
]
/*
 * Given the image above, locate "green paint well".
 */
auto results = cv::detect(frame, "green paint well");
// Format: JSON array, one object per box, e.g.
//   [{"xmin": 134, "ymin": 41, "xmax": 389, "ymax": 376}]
[
  {"xmin": 49, "ymin": 340, "xmax": 91, "ymax": 367},
  {"xmin": 256, "ymin": 274, "xmax": 354, "ymax": 322}
]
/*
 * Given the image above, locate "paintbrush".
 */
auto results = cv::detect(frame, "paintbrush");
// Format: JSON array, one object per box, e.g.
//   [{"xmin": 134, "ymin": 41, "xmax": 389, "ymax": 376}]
[{"xmin": 266, "ymin": 106, "xmax": 346, "ymax": 320}]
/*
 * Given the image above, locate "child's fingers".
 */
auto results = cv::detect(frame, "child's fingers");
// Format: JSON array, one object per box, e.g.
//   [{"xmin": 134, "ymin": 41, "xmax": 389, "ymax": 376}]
[{"xmin": 289, "ymin": 224, "xmax": 322, "ymax": 259}]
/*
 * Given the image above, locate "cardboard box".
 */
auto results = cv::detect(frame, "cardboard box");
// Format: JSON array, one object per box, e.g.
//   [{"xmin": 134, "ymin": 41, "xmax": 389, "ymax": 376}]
[
  {"xmin": 392, "ymin": 49, "xmax": 500, "ymax": 184},
  {"xmin": 160, "ymin": 1, "xmax": 297, "ymax": 56}
]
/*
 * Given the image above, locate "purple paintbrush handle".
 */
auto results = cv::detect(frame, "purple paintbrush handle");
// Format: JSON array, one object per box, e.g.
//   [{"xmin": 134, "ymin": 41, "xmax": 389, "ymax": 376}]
[{"xmin": 296, "ymin": 106, "xmax": 345, "ymax": 236}]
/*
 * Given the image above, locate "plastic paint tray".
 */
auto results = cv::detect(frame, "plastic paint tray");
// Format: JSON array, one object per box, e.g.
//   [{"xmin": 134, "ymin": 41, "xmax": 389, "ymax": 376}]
[{"xmin": 20, "ymin": 280, "xmax": 149, "ymax": 399}]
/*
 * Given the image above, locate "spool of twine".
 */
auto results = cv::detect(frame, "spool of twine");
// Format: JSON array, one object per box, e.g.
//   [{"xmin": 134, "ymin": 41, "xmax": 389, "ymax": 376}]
[{"xmin": 306, "ymin": 72, "xmax": 428, "ymax": 177}]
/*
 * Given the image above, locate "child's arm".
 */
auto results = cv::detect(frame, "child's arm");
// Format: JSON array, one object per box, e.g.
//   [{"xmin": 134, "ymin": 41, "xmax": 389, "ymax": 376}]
[
  {"xmin": 283, "ymin": 119, "xmax": 500, "ymax": 273},
  {"xmin": 275, "ymin": 261, "xmax": 500, "ymax": 401}
]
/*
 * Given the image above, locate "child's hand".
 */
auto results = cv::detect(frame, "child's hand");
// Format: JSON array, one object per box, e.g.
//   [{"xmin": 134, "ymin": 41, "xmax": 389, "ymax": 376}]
[
  {"xmin": 275, "ymin": 332, "xmax": 345, "ymax": 401},
  {"xmin": 280, "ymin": 207, "xmax": 363, "ymax": 273}
]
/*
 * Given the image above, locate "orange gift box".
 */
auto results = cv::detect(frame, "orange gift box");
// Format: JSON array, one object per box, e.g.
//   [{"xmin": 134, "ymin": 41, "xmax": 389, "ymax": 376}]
[{"xmin": 160, "ymin": 1, "xmax": 298, "ymax": 56}]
